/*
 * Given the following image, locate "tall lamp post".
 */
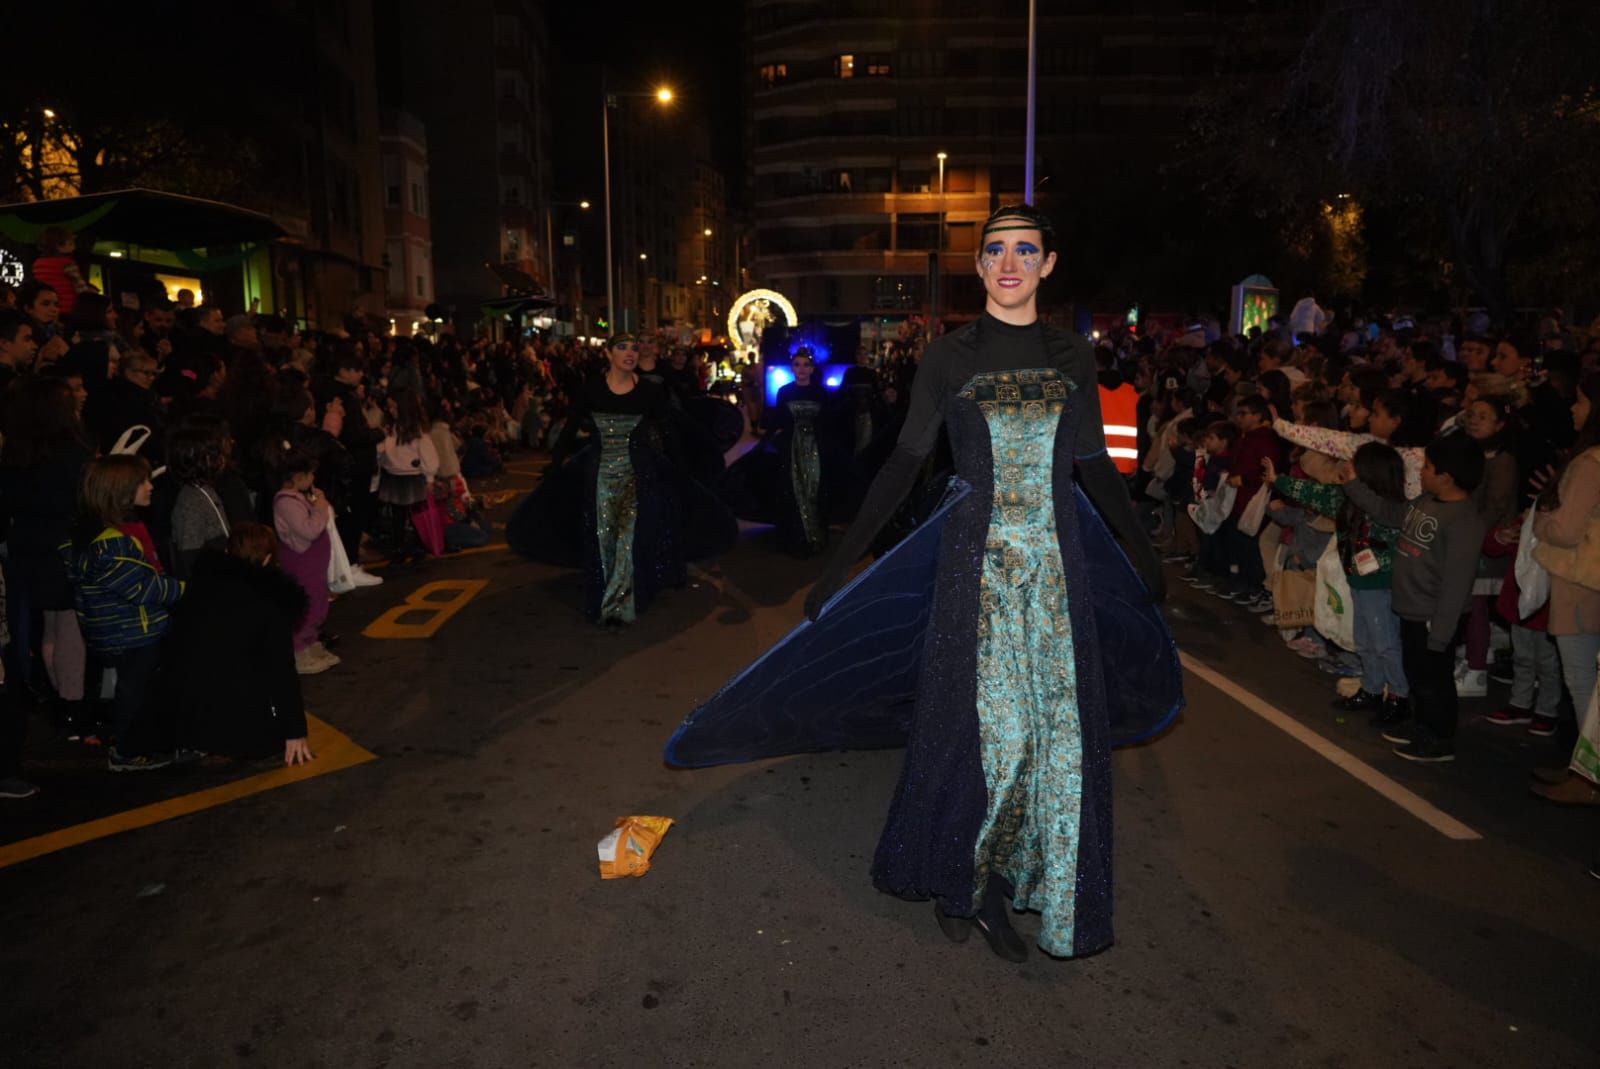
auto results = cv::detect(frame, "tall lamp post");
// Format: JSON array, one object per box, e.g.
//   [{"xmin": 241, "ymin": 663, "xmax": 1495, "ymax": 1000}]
[
  {"xmin": 931, "ymin": 151, "xmax": 948, "ymax": 332},
  {"xmin": 1024, "ymin": 0, "xmax": 1038, "ymax": 204},
  {"xmin": 603, "ymin": 84, "xmax": 674, "ymax": 335}
]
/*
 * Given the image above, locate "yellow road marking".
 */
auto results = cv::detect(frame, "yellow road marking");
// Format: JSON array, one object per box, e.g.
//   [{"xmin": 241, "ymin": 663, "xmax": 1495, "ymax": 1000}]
[
  {"xmin": 0, "ymin": 715, "xmax": 377, "ymax": 869},
  {"xmin": 362, "ymin": 579, "xmax": 488, "ymax": 638}
]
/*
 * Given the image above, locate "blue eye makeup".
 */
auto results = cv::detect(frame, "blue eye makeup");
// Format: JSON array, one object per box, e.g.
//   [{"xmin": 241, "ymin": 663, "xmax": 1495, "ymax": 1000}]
[
  {"xmin": 982, "ymin": 243, "xmax": 1004, "ymax": 257},
  {"xmin": 1015, "ymin": 243, "xmax": 1039, "ymax": 256}
]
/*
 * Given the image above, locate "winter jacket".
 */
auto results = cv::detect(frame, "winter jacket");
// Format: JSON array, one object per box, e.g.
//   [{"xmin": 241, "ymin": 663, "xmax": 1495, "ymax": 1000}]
[
  {"xmin": 1273, "ymin": 474, "xmax": 1400, "ymax": 590},
  {"xmin": 380, "ymin": 432, "xmax": 440, "ymax": 480},
  {"xmin": 272, "ymin": 489, "xmax": 332, "ymax": 555},
  {"xmin": 63, "ymin": 526, "xmax": 185, "ymax": 653},
  {"xmin": 1229, "ymin": 425, "xmax": 1285, "ymax": 520},
  {"xmin": 168, "ymin": 550, "xmax": 308, "ymax": 758}
]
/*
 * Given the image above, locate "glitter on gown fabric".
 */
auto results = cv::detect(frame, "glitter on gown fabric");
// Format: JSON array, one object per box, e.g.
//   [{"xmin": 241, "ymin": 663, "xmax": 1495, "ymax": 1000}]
[
  {"xmin": 594, "ymin": 412, "xmax": 642, "ymax": 623},
  {"xmin": 666, "ymin": 378, "xmax": 1184, "ymax": 958},
  {"xmin": 784, "ymin": 398, "xmax": 826, "ymax": 554}
]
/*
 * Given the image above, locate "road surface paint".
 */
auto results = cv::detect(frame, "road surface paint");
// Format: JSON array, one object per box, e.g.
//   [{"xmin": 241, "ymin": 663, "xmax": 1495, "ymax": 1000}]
[
  {"xmin": 1180, "ymin": 653, "xmax": 1481, "ymax": 841},
  {"xmin": 0, "ymin": 715, "xmax": 376, "ymax": 869},
  {"xmin": 363, "ymin": 579, "xmax": 489, "ymax": 638}
]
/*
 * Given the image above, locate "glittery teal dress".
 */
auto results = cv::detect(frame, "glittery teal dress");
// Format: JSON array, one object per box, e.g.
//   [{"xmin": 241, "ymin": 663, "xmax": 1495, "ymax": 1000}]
[
  {"xmin": 865, "ymin": 317, "xmax": 1142, "ymax": 958},
  {"xmin": 772, "ymin": 381, "xmax": 830, "ymax": 556},
  {"xmin": 668, "ymin": 315, "xmax": 1183, "ymax": 959}
]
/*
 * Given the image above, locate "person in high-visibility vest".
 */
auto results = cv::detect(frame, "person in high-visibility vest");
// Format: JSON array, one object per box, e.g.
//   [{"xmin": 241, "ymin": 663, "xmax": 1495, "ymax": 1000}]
[{"xmin": 1096, "ymin": 349, "xmax": 1140, "ymax": 475}]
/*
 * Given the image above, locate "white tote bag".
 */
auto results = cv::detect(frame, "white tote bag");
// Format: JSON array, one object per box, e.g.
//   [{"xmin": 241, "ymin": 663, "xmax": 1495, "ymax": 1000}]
[
  {"xmin": 1313, "ymin": 538, "xmax": 1356, "ymax": 651},
  {"xmin": 1513, "ymin": 508, "xmax": 1551, "ymax": 621},
  {"xmin": 1236, "ymin": 484, "xmax": 1271, "ymax": 537},
  {"xmin": 1187, "ymin": 481, "xmax": 1237, "ymax": 535},
  {"xmin": 326, "ymin": 516, "xmax": 358, "ymax": 593}
]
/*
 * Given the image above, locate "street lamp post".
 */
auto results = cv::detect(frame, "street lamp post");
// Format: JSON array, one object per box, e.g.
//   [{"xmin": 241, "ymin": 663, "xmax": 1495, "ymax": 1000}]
[
  {"xmin": 931, "ymin": 151, "xmax": 948, "ymax": 333},
  {"xmin": 602, "ymin": 83, "xmax": 673, "ymax": 336},
  {"xmin": 1024, "ymin": 0, "xmax": 1038, "ymax": 204}
]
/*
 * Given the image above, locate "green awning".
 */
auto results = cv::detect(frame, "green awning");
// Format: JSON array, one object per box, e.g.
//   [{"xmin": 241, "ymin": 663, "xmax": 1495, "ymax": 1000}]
[{"xmin": 0, "ymin": 188, "xmax": 285, "ymax": 249}]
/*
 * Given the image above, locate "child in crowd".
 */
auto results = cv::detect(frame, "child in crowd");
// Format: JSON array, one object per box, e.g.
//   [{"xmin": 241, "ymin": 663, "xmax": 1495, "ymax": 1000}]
[
  {"xmin": 271, "ymin": 445, "xmax": 339, "ymax": 675},
  {"xmin": 1161, "ymin": 416, "xmax": 1205, "ymax": 564},
  {"xmin": 1222, "ymin": 396, "xmax": 1285, "ymax": 608},
  {"xmin": 169, "ymin": 523, "xmax": 316, "ymax": 766},
  {"xmin": 166, "ymin": 425, "xmax": 232, "ymax": 580},
  {"xmin": 378, "ymin": 389, "xmax": 439, "ymax": 563},
  {"xmin": 1343, "ymin": 433, "xmax": 1487, "ymax": 763},
  {"xmin": 31, "ymin": 227, "xmax": 91, "ymax": 318},
  {"xmin": 1186, "ymin": 420, "xmax": 1238, "ymax": 590},
  {"xmin": 1480, "ymin": 512, "xmax": 1562, "ymax": 737},
  {"xmin": 65, "ymin": 455, "xmax": 185, "ymax": 771},
  {"xmin": 1267, "ymin": 442, "xmax": 1409, "ymax": 721}
]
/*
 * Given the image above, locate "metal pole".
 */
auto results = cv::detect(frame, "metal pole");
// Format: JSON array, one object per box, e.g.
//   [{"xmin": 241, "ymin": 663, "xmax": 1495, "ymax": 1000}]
[
  {"xmin": 1024, "ymin": 0, "xmax": 1038, "ymax": 205},
  {"xmin": 602, "ymin": 86, "xmax": 615, "ymax": 335},
  {"xmin": 544, "ymin": 205, "xmax": 556, "ymax": 308}
]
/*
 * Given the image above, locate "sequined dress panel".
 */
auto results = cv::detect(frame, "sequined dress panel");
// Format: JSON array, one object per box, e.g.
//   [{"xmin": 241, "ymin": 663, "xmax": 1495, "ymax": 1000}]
[
  {"xmin": 785, "ymin": 399, "xmax": 826, "ymax": 553},
  {"xmin": 966, "ymin": 370, "xmax": 1084, "ymax": 954},
  {"xmin": 594, "ymin": 412, "xmax": 643, "ymax": 623},
  {"xmin": 871, "ymin": 365, "xmax": 1116, "ymax": 959}
]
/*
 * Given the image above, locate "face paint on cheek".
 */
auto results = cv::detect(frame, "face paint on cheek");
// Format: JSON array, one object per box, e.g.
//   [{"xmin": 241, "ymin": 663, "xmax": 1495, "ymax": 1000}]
[
  {"xmin": 980, "ymin": 256, "xmax": 1000, "ymax": 273},
  {"xmin": 1020, "ymin": 255, "xmax": 1042, "ymax": 273}
]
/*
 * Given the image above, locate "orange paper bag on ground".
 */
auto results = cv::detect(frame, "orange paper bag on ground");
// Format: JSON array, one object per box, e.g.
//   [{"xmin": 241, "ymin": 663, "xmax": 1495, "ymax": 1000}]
[{"xmin": 597, "ymin": 815, "xmax": 675, "ymax": 879}]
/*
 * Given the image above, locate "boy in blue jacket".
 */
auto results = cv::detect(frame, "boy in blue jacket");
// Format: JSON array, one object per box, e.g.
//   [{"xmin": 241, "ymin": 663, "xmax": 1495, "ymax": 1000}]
[{"xmin": 64, "ymin": 456, "xmax": 185, "ymax": 771}]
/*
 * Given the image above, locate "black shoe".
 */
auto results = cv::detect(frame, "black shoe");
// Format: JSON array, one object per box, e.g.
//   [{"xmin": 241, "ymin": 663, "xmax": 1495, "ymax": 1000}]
[
  {"xmin": 1370, "ymin": 696, "xmax": 1409, "ymax": 730},
  {"xmin": 1335, "ymin": 689, "xmax": 1381, "ymax": 712},
  {"xmin": 319, "ymin": 630, "xmax": 341, "ymax": 651},
  {"xmin": 1394, "ymin": 736, "xmax": 1455, "ymax": 763},
  {"xmin": 972, "ymin": 911, "xmax": 1028, "ymax": 962},
  {"xmin": 934, "ymin": 901, "xmax": 973, "ymax": 943}
]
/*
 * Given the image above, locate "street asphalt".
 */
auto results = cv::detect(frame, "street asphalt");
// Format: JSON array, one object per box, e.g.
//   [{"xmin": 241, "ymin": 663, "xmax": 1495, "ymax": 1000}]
[{"xmin": 1, "ymin": 473, "xmax": 1597, "ymax": 1069}]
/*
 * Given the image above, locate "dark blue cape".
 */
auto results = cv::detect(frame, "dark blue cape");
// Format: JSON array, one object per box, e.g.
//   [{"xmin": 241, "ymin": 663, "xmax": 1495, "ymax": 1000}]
[{"xmin": 665, "ymin": 479, "xmax": 1183, "ymax": 767}]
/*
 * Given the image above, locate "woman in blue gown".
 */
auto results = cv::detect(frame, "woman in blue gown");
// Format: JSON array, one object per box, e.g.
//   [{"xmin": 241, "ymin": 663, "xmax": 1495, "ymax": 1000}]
[
  {"xmin": 807, "ymin": 206, "xmax": 1169, "ymax": 961},
  {"xmin": 769, "ymin": 349, "xmax": 831, "ymax": 557},
  {"xmin": 672, "ymin": 206, "xmax": 1175, "ymax": 964}
]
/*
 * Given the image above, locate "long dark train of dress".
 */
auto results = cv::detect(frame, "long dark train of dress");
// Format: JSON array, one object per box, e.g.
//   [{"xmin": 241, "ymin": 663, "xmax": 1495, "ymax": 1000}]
[
  {"xmin": 667, "ymin": 315, "xmax": 1184, "ymax": 958},
  {"xmin": 508, "ymin": 376, "xmax": 733, "ymax": 623}
]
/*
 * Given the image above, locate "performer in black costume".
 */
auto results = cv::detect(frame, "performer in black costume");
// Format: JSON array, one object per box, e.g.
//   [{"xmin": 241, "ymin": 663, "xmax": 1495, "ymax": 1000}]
[
  {"xmin": 509, "ymin": 334, "xmax": 686, "ymax": 626},
  {"xmin": 669, "ymin": 205, "xmax": 1178, "ymax": 963},
  {"xmin": 768, "ymin": 349, "xmax": 831, "ymax": 556}
]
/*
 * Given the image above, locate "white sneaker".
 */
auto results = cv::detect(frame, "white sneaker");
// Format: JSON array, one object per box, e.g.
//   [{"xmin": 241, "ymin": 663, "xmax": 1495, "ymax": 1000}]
[
  {"xmin": 1454, "ymin": 665, "xmax": 1489, "ymax": 697},
  {"xmin": 350, "ymin": 566, "xmax": 384, "ymax": 588},
  {"xmin": 295, "ymin": 645, "xmax": 339, "ymax": 675},
  {"xmin": 328, "ymin": 576, "xmax": 357, "ymax": 595}
]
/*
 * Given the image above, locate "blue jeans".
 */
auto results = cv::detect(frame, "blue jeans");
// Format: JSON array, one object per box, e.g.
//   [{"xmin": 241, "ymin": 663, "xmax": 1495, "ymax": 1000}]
[{"xmin": 1352, "ymin": 587, "xmax": 1406, "ymax": 697}]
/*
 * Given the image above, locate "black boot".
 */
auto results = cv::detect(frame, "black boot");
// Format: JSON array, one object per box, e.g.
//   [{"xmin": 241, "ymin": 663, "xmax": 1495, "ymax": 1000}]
[
  {"xmin": 973, "ymin": 881, "xmax": 1028, "ymax": 963},
  {"xmin": 933, "ymin": 900, "xmax": 972, "ymax": 943}
]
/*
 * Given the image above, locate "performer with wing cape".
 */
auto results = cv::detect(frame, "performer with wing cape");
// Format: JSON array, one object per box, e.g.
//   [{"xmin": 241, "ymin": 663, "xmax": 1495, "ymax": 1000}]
[{"xmin": 668, "ymin": 206, "xmax": 1183, "ymax": 961}]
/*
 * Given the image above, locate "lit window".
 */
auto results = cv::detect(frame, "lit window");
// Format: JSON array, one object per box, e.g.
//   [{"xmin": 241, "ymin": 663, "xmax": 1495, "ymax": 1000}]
[
  {"xmin": 836, "ymin": 54, "xmax": 855, "ymax": 78},
  {"xmin": 866, "ymin": 56, "xmax": 892, "ymax": 76},
  {"xmin": 759, "ymin": 63, "xmax": 789, "ymax": 88}
]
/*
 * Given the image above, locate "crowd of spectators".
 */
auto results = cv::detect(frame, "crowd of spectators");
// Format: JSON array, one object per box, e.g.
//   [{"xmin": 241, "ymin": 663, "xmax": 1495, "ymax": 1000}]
[
  {"xmin": 1119, "ymin": 307, "xmax": 1600, "ymax": 803},
  {"xmin": 0, "ymin": 253, "xmax": 631, "ymax": 793}
]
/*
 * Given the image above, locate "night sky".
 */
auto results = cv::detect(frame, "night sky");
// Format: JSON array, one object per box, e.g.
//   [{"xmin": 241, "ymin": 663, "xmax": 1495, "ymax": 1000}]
[{"xmin": 546, "ymin": 0, "xmax": 746, "ymax": 206}]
